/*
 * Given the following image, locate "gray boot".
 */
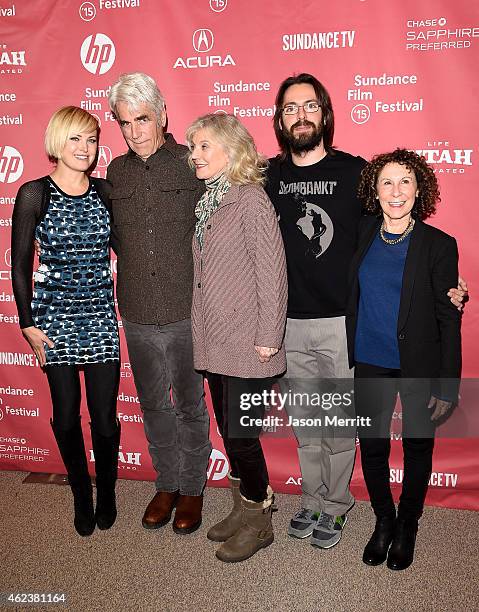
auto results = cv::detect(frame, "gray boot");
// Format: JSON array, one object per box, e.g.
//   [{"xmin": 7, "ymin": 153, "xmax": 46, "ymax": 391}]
[
  {"xmin": 207, "ymin": 473, "xmax": 241, "ymax": 542},
  {"xmin": 215, "ymin": 486, "xmax": 274, "ymax": 563}
]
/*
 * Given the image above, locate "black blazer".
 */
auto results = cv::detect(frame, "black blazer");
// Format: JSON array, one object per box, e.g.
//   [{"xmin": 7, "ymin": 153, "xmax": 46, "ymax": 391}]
[{"xmin": 346, "ymin": 216, "xmax": 462, "ymax": 401}]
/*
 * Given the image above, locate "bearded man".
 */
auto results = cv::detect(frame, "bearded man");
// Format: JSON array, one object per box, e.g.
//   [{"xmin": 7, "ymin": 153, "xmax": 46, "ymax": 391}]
[{"xmin": 265, "ymin": 73, "xmax": 365, "ymax": 549}]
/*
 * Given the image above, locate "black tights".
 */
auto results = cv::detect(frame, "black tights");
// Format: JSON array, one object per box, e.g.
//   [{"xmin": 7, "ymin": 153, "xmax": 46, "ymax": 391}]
[
  {"xmin": 207, "ymin": 372, "xmax": 271, "ymax": 503},
  {"xmin": 46, "ymin": 362, "xmax": 120, "ymax": 436}
]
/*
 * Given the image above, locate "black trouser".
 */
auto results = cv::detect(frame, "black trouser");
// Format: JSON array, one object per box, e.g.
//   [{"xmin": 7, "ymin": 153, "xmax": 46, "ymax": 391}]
[
  {"xmin": 207, "ymin": 373, "xmax": 272, "ymax": 503},
  {"xmin": 355, "ymin": 362, "xmax": 435, "ymax": 521},
  {"xmin": 46, "ymin": 362, "xmax": 120, "ymax": 435}
]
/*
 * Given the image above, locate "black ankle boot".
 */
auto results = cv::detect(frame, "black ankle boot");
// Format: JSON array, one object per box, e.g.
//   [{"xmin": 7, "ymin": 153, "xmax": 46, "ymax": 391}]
[
  {"xmin": 362, "ymin": 515, "xmax": 395, "ymax": 566},
  {"xmin": 387, "ymin": 517, "xmax": 418, "ymax": 570},
  {"xmin": 91, "ymin": 421, "xmax": 121, "ymax": 530},
  {"xmin": 51, "ymin": 419, "xmax": 95, "ymax": 537}
]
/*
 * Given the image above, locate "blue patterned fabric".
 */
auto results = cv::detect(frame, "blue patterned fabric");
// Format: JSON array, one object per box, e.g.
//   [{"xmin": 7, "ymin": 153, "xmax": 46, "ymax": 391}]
[{"xmin": 32, "ymin": 178, "xmax": 119, "ymax": 365}]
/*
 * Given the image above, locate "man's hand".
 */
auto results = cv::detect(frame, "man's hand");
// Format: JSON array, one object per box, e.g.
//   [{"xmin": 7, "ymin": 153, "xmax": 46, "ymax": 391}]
[
  {"xmin": 448, "ymin": 275, "xmax": 468, "ymax": 311},
  {"xmin": 254, "ymin": 346, "xmax": 279, "ymax": 363},
  {"xmin": 21, "ymin": 326, "xmax": 54, "ymax": 367},
  {"xmin": 428, "ymin": 395, "xmax": 453, "ymax": 421},
  {"xmin": 34, "ymin": 240, "xmax": 41, "ymax": 257}
]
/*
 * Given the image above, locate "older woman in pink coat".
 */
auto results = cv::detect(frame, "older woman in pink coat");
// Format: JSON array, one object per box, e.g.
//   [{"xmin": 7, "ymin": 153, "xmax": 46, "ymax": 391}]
[{"xmin": 186, "ymin": 113, "xmax": 287, "ymax": 563}]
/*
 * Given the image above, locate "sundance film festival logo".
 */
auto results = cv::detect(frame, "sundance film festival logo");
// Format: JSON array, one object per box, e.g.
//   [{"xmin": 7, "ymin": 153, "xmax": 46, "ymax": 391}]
[
  {"xmin": 173, "ymin": 29, "xmax": 235, "ymax": 69},
  {"xmin": 79, "ymin": 1, "xmax": 96, "ymax": 21},
  {"xmin": 0, "ymin": 146, "xmax": 23, "ymax": 183},
  {"xmin": 209, "ymin": 0, "xmax": 227, "ymax": 12},
  {"xmin": 80, "ymin": 33, "xmax": 116, "ymax": 75},
  {"xmin": 207, "ymin": 448, "xmax": 229, "ymax": 481}
]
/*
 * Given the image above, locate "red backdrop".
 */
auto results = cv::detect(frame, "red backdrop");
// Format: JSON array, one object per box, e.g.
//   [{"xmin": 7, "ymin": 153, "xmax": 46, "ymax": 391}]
[{"xmin": 1, "ymin": 0, "xmax": 478, "ymax": 510}]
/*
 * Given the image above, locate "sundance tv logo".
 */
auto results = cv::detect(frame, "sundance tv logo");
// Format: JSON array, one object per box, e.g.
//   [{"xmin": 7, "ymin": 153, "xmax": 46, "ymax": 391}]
[
  {"xmin": 173, "ymin": 29, "xmax": 235, "ymax": 69},
  {"xmin": 0, "ymin": 146, "xmax": 23, "ymax": 183},
  {"xmin": 80, "ymin": 33, "xmax": 116, "ymax": 75}
]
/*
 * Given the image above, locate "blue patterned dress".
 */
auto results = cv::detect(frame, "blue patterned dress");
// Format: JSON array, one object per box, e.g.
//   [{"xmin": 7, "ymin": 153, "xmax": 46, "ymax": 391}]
[{"xmin": 31, "ymin": 178, "xmax": 119, "ymax": 365}]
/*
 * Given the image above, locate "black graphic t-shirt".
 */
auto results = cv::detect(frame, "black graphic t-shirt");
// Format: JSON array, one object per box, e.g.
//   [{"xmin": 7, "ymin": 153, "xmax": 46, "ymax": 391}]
[{"xmin": 266, "ymin": 150, "xmax": 367, "ymax": 318}]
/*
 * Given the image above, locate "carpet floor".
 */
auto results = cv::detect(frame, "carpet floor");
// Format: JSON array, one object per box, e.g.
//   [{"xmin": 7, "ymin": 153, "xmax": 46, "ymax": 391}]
[{"xmin": 2, "ymin": 470, "xmax": 478, "ymax": 612}]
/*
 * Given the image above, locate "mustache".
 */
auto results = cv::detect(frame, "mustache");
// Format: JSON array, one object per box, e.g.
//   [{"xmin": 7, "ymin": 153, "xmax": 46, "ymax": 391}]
[{"xmin": 291, "ymin": 119, "xmax": 316, "ymax": 130}]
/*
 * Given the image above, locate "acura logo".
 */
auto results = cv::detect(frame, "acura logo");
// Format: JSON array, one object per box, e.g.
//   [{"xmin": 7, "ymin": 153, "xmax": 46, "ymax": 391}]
[
  {"xmin": 97, "ymin": 145, "xmax": 112, "ymax": 168},
  {"xmin": 193, "ymin": 29, "xmax": 214, "ymax": 53}
]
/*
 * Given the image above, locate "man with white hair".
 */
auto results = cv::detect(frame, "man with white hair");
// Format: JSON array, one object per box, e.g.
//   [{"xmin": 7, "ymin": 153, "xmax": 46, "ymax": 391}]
[{"xmin": 107, "ymin": 72, "xmax": 211, "ymax": 534}]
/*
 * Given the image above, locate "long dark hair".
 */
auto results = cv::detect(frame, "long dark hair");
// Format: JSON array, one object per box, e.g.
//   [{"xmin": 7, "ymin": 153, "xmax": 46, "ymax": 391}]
[{"xmin": 273, "ymin": 73, "xmax": 335, "ymax": 158}]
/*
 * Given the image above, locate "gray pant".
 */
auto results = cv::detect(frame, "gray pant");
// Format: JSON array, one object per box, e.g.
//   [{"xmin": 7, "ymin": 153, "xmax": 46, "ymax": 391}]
[
  {"xmin": 122, "ymin": 317, "xmax": 211, "ymax": 496},
  {"xmin": 283, "ymin": 316, "xmax": 356, "ymax": 516}
]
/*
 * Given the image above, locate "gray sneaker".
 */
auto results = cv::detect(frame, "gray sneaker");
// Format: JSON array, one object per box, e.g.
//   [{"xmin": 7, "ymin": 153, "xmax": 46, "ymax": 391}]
[
  {"xmin": 288, "ymin": 508, "xmax": 320, "ymax": 539},
  {"xmin": 311, "ymin": 512, "xmax": 348, "ymax": 549}
]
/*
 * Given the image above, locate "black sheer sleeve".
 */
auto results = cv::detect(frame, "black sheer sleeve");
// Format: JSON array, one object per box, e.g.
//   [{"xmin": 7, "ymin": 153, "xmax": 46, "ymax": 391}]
[
  {"xmin": 94, "ymin": 177, "xmax": 119, "ymax": 255},
  {"xmin": 11, "ymin": 180, "xmax": 43, "ymax": 328}
]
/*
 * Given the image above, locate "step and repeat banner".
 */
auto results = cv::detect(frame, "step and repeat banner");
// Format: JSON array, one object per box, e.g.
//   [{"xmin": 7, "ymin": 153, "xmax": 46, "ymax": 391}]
[{"xmin": 1, "ymin": 0, "xmax": 478, "ymax": 510}]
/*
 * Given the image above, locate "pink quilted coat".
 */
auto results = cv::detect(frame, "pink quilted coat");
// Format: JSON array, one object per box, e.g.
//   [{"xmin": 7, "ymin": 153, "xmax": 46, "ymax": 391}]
[{"xmin": 191, "ymin": 183, "xmax": 287, "ymax": 378}]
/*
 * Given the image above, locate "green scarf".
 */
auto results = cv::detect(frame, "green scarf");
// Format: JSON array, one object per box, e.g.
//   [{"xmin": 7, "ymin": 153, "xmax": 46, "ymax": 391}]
[{"xmin": 195, "ymin": 172, "xmax": 231, "ymax": 251}]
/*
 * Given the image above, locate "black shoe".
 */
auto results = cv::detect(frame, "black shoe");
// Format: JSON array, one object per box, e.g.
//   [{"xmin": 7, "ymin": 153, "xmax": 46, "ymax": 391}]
[
  {"xmin": 362, "ymin": 516, "xmax": 395, "ymax": 566},
  {"xmin": 91, "ymin": 421, "xmax": 121, "ymax": 530},
  {"xmin": 51, "ymin": 418, "xmax": 95, "ymax": 537},
  {"xmin": 387, "ymin": 518, "xmax": 418, "ymax": 571},
  {"xmin": 72, "ymin": 484, "xmax": 96, "ymax": 537}
]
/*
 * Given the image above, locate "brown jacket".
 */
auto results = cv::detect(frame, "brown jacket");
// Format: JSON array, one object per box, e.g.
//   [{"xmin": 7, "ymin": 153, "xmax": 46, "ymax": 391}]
[
  {"xmin": 107, "ymin": 134, "xmax": 204, "ymax": 325},
  {"xmin": 192, "ymin": 183, "xmax": 287, "ymax": 378}
]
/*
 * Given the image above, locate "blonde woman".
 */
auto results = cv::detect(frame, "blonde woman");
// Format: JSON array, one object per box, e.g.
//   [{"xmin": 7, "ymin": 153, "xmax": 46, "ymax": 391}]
[
  {"xmin": 11, "ymin": 106, "xmax": 120, "ymax": 537},
  {"xmin": 186, "ymin": 114, "xmax": 287, "ymax": 562}
]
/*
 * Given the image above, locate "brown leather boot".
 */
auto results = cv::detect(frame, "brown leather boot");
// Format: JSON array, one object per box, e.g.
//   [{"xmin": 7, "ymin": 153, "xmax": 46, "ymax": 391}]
[
  {"xmin": 173, "ymin": 494, "xmax": 203, "ymax": 534},
  {"xmin": 207, "ymin": 473, "xmax": 241, "ymax": 542},
  {"xmin": 215, "ymin": 486, "xmax": 274, "ymax": 563},
  {"xmin": 142, "ymin": 491, "xmax": 179, "ymax": 529}
]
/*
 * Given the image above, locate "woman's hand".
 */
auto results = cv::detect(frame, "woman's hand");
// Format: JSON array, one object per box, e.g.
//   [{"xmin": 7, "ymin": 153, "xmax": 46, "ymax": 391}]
[
  {"xmin": 34, "ymin": 239, "xmax": 41, "ymax": 257},
  {"xmin": 428, "ymin": 395, "xmax": 453, "ymax": 421},
  {"xmin": 21, "ymin": 326, "xmax": 54, "ymax": 367},
  {"xmin": 254, "ymin": 346, "xmax": 279, "ymax": 363},
  {"xmin": 448, "ymin": 275, "xmax": 468, "ymax": 311}
]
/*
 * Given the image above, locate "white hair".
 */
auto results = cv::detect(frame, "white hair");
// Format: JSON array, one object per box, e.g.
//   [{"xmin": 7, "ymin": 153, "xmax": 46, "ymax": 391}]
[{"xmin": 108, "ymin": 72, "xmax": 166, "ymax": 120}]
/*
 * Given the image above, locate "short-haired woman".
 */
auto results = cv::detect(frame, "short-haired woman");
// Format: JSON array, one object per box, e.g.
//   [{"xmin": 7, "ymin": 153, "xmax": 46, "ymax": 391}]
[
  {"xmin": 346, "ymin": 149, "xmax": 462, "ymax": 570},
  {"xmin": 186, "ymin": 113, "xmax": 287, "ymax": 562},
  {"xmin": 12, "ymin": 106, "xmax": 120, "ymax": 537}
]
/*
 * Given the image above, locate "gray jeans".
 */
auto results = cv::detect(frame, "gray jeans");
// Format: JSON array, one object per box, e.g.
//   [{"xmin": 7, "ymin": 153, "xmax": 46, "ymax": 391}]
[
  {"xmin": 122, "ymin": 317, "xmax": 211, "ymax": 496},
  {"xmin": 283, "ymin": 316, "xmax": 356, "ymax": 516}
]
